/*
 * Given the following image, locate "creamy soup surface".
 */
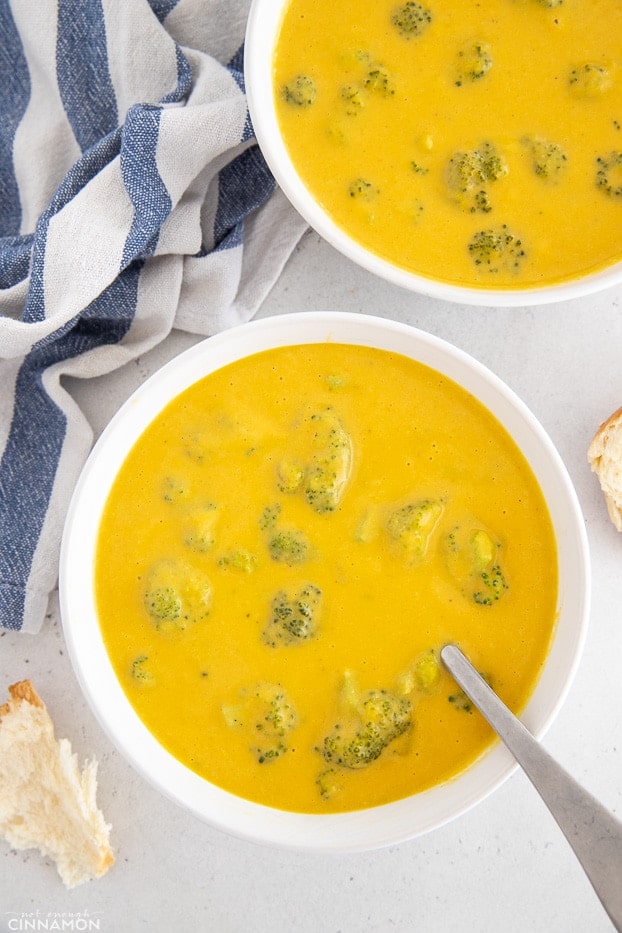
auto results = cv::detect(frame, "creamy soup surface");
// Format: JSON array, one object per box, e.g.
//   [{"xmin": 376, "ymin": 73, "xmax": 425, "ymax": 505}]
[
  {"xmin": 96, "ymin": 344, "xmax": 558, "ymax": 813},
  {"xmin": 273, "ymin": 0, "xmax": 622, "ymax": 289}
]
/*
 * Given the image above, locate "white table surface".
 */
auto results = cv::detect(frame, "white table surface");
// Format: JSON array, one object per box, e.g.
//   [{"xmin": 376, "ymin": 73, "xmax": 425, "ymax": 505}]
[{"xmin": 1, "ymin": 229, "xmax": 621, "ymax": 933}]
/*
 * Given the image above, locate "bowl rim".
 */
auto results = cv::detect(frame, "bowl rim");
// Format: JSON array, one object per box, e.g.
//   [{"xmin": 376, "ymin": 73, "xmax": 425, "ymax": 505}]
[
  {"xmin": 243, "ymin": 0, "xmax": 622, "ymax": 307},
  {"xmin": 59, "ymin": 311, "xmax": 591, "ymax": 851}
]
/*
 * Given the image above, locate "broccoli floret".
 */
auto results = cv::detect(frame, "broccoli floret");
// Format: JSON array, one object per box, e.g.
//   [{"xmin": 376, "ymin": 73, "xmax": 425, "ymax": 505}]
[
  {"xmin": 282, "ymin": 74, "xmax": 317, "ymax": 107},
  {"xmin": 398, "ymin": 649, "xmax": 442, "ymax": 695},
  {"xmin": 183, "ymin": 502, "xmax": 218, "ymax": 552},
  {"xmin": 568, "ymin": 62, "xmax": 614, "ymax": 98},
  {"xmin": 130, "ymin": 655, "xmax": 155, "ymax": 685},
  {"xmin": 444, "ymin": 525, "xmax": 509, "ymax": 606},
  {"xmin": 454, "ymin": 40, "xmax": 493, "ymax": 87},
  {"xmin": 321, "ymin": 688, "xmax": 412, "ymax": 770},
  {"xmin": 222, "ymin": 682, "xmax": 297, "ymax": 764},
  {"xmin": 340, "ymin": 84, "xmax": 366, "ymax": 116},
  {"xmin": 391, "ymin": 1, "xmax": 432, "ymax": 38},
  {"xmin": 304, "ymin": 408, "xmax": 353, "ymax": 513},
  {"xmin": 473, "ymin": 564, "xmax": 509, "ymax": 605},
  {"xmin": 263, "ymin": 584, "xmax": 322, "ymax": 647},
  {"xmin": 217, "ymin": 549, "xmax": 257, "ymax": 573},
  {"xmin": 411, "ymin": 161, "xmax": 429, "ymax": 175},
  {"xmin": 267, "ymin": 528, "xmax": 310, "ymax": 565},
  {"xmin": 348, "ymin": 178, "xmax": 380, "ymax": 201},
  {"xmin": 161, "ymin": 475, "xmax": 190, "ymax": 504},
  {"xmin": 316, "ymin": 768, "xmax": 342, "ymax": 800},
  {"xmin": 259, "ymin": 502, "xmax": 281, "ymax": 531},
  {"xmin": 276, "ymin": 458, "xmax": 305, "ymax": 494},
  {"xmin": 448, "ymin": 689, "xmax": 473, "ymax": 713},
  {"xmin": 445, "ymin": 143, "xmax": 508, "ymax": 212},
  {"xmin": 363, "ymin": 63, "xmax": 396, "ymax": 97},
  {"xmin": 386, "ymin": 498, "xmax": 443, "ymax": 563},
  {"xmin": 143, "ymin": 585, "xmax": 181, "ymax": 623},
  {"xmin": 322, "ymin": 725, "xmax": 386, "ymax": 769},
  {"xmin": 360, "ymin": 690, "xmax": 412, "ymax": 742},
  {"xmin": 596, "ymin": 151, "xmax": 622, "ymax": 199},
  {"xmin": 181, "ymin": 431, "xmax": 210, "ymax": 464},
  {"xmin": 142, "ymin": 559, "xmax": 211, "ymax": 632},
  {"xmin": 467, "ymin": 224, "xmax": 526, "ymax": 274},
  {"xmin": 521, "ymin": 135, "xmax": 568, "ymax": 182}
]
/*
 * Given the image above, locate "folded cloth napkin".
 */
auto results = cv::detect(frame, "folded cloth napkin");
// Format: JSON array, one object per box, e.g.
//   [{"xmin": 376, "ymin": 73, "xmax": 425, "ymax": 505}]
[{"xmin": 0, "ymin": 0, "xmax": 308, "ymax": 634}]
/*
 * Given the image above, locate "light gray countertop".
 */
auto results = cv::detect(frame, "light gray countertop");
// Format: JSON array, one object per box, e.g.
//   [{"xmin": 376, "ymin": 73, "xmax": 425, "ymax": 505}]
[{"xmin": 2, "ymin": 229, "xmax": 621, "ymax": 933}]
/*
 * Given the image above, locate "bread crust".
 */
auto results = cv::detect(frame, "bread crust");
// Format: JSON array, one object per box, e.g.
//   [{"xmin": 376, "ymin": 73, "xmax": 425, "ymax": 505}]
[
  {"xmin": 588, "ymin": 405, "xmax": 622, "ymax": 531},
  {"xmin": 0, "ymin": 679, "xmax": 44, "ymax": 719}
]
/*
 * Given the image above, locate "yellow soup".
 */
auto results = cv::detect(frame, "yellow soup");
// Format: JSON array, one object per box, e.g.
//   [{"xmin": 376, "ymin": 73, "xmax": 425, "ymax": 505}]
[
  {"xmin": 96, "ymin": 343, "xmax": 557, "ymax": 813},
  {"xmin": 273, "ymin": 0, "xmax": 622, "ymax": 289}
]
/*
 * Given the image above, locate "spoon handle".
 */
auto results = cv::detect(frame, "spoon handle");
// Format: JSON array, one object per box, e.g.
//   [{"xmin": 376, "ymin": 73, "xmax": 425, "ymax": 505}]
[{"xmin": 440, "ymin": 644, "xmax": 622, "ymax": 931}]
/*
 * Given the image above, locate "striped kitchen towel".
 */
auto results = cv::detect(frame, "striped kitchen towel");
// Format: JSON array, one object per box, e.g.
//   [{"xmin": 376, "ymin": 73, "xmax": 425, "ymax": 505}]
[{"xmin": 0, "ymin": 0, "xmax": 307, "ymax": 633}]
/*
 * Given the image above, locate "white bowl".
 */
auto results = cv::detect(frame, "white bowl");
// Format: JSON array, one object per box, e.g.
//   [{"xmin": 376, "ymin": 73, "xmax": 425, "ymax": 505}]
[
  {"xmin": 59, "ymin": 312, "xmax": 590, "ymax": 851},
  {"xmin": 244, "ymin": 0, "xmax": 622, "ymax": 307}
]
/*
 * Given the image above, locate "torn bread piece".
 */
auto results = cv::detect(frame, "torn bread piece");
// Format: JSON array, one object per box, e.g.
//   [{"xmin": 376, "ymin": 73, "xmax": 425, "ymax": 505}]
[
  {"xmin": 0, "ymin": 680, "xmax": 114, "ymax": 888},
  {"xmin": 588, "ymin": 405, "xmax": 622, "ymax": 532}
]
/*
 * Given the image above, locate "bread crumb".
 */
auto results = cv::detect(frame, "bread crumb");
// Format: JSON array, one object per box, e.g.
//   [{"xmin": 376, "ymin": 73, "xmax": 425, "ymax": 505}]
[
  {"xmin": 588, "ymin": 406, "xmax": 622, "ymax": 531},
  {"xmin": 0, "ymin": 680, "xmax": 114, "ymax": 887}
]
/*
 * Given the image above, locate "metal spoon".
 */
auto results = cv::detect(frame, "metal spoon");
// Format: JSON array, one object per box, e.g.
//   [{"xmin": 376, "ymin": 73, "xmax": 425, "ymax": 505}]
[{"xmin": 440, "ymin": 644, "xmax": 622, "ymax": 931}]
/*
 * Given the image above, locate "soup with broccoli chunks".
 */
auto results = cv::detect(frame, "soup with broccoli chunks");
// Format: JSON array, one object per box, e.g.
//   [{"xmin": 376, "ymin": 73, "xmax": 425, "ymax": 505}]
[
  {"xmin": 95, "ymin": 343, "xmax": 557, "ymax": 813},
  {"xmin": 273, "ymin": 0, "xmax": 622, "ymax": 289}
]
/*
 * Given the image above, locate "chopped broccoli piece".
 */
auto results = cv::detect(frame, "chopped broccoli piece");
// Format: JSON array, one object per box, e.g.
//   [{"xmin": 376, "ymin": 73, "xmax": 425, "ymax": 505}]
[
  {"xmin": 444, "ymin": 525, "xmax": 509, "ymax": 606},
  {"xmin": 316, "ymin": 768, "xmax": 342, "ymax": 800},
  {"xmin": 448, "ymin": 689, "xmax": 473, "ymax": 713},
  {"xmin": 568, "ymin": 62, "xmax": 614, "ymax": 98},
  {"xmin": 263, "ymin": 584, "xmax": 322, "ymax": 647},
  {"xmin": 223, "ymin": 682, "xmax": 297, "ymax": 764},
  {"xmin": 161, "ymin": 475, "xmax": 190, "ymax": 504},
  {"xmin": 391, "ymin": 1, "xmax": 432, "ymax": 38},
  {"xmin": 454, "ymin": 40, "xmax": 493, "ymax": 87},
  {"xmin": 412, "ymin": 649, "xmax": 442, "ymax": 693},
  {"xmin": 267, "ymin": 528, "xmax": 310, "ymax": 565},
  {"xmin": 217, "ymin": 549, "xmax": 257, "ymax": 573},
  {"xmin": 276, "ymin": 458, "xmax": 305, "ymax": 494},
  {"xmin": 411, "ymin": 161, "xmax": 429, "ymax": 175},
  {"xmin": 386, "ymin": 498, "xmax": 443, "ymax": 563},
  {"xmin": 445, "ymin": 143, "xmax": 508, "ymax": 212},
  {"xmin": 183, "ymin": 503, "xmax": 218, "ymax": 552},
  {"xmin": 363, "ymin": 63, "xmax": 395, "ymax": 96},
  {"xmin": 321, "ymin": 688, "xmax": 412, "ymax": 770},
  {"xmin": 340, "ymin": 84, "xmax": 366, "ymax": 115},
  {"xmin": 473, "ymin": 564, "xmax": 509, "ymax": 605},
  {"xmin": 282, "ymin": 74, "xmax": 317, "ymax": 107},
  {"xmin": 521, "ymin": 135, "xmax": 568, "ymax": 182},
  {"xmin": 130, "ymin": 655, "xmax": 155, "ymax": 685},
  {"xmin": 355, "ymin": 507, "xmax": 378, "ymax": 544},
  {"xmin": 467, "ymin": 224, "xmax": 526, "ymax": 274},
  {"xmin": 322, "ymin": 724, "xmax": 386, "ymax": 769},
  {"xmin": 470, "ymin": 528, "xmax": 495, "ymax": 570},
  {"xmin": 142, "ymin": 559, "xmax": 211, "ymax": 632},
  {"xmin": 143, "ymin": 586, "xmax": 181, "ymax": 623},
  {"xmin": 325, "ymin": 372, "xmax": 349, "ymax": 390},
  {"xmin": 304, "ymin": 408, "xmax": 353, "ymax": 513},
  {"xmin": 259, "ymin": 502, "xmax": 281, "ymax": 531},
  {"xmin": 348, "ymin": 178, "xmax": 380, "ymax": 201},
  {"xmin": 397, "ymin": 651, "xmax": 442, "ymax": 696},
  {"xmin": 596, "ymin": 151, "xmax": 622, "ymax": 199}
]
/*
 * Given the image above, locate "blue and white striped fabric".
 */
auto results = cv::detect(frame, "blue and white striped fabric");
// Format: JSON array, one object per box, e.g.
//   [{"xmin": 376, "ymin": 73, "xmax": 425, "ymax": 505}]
[{"xmin": 0, "ymin": 0, "xmax": 307, "ymax": 633}]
